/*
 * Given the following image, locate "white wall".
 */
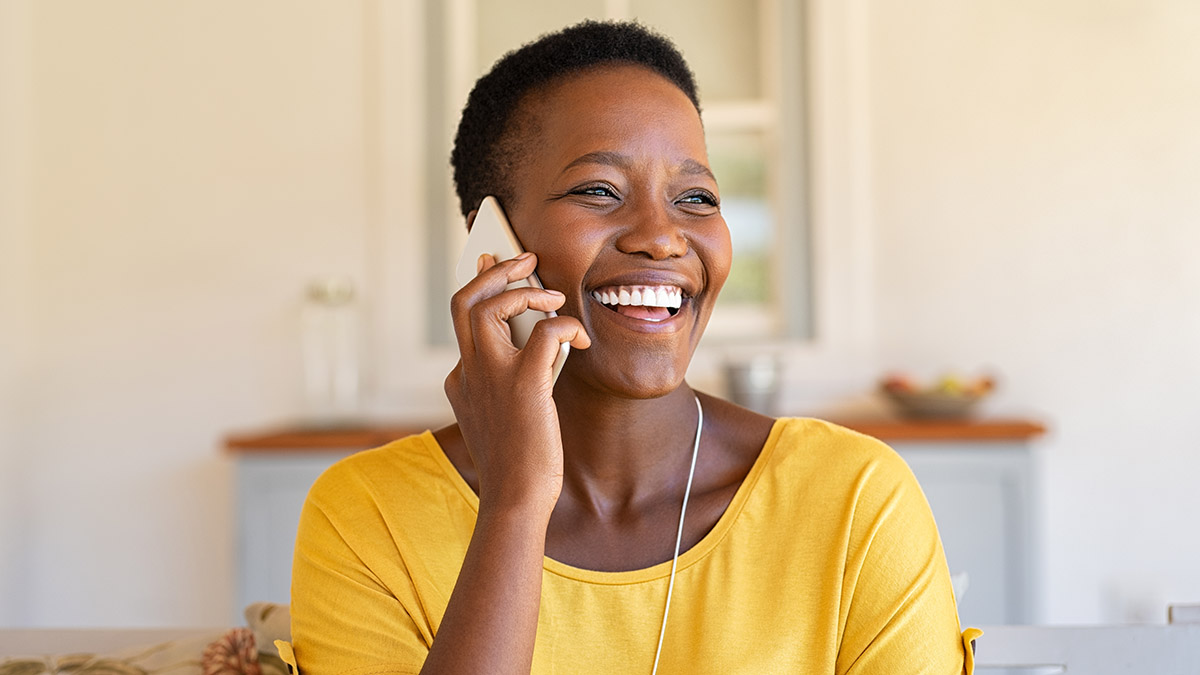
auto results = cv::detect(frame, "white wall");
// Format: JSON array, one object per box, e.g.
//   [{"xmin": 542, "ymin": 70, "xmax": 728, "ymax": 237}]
[
  {"xmin": 0, "ymin": 0, "xmax": 35, "ymax": 627},
  {"xmin": 1, "ymin": 0, "xmax": 379, "ymax": 626},
  {"xmin": 3, "ymin": 0, "xmax": 1197, "ymax": 627},
  {"xmin": 865, "ymin": 0, "xmax": 1200, "ymax": 623}
]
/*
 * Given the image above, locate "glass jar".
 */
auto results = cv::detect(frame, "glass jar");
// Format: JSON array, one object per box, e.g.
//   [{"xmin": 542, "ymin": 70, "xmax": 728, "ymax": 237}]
[{"xmin": 301, "ymin": 277, "xmax": 360, "ymax": 426}]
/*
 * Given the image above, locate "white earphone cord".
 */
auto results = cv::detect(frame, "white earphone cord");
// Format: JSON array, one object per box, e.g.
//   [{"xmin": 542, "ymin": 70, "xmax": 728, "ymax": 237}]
[{"xmin": 650, "ymin": 394, "xmax": 703, "ymax": 675}]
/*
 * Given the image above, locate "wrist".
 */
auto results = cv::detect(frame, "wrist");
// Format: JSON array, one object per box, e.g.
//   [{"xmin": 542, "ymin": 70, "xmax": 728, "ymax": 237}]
[
  {"xmin": 477, "ymin": 489, "xmax": 558, "ymax": 529},
  {"xmin": 478, "ymin": 471, "xmax": 560, "ymax": 514}
]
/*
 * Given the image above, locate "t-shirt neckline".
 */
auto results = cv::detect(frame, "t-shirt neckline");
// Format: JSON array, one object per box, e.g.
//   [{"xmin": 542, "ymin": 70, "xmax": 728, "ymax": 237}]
[{"xmin": 419, "ymin": 418, "xmax": 788, "ymax": 585}]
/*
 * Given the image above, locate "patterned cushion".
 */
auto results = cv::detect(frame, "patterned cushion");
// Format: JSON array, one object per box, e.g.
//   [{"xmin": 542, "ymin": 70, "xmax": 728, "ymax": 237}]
[{"xmin": 0, "ymin": 606, "xmax": 292, "ymax": 675}]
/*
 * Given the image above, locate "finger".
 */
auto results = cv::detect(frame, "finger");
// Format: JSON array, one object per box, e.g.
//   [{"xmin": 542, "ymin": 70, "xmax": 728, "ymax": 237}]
[
  {"xmin": 524, "ymin": 315, "xmax": 590, "ymax": 352},
  {"xmin": 473, "ymin": 251, "xmax": 533, "ymax": 288},
  {"xmin": 476, "ymin": 253, "xmax": 495, "ymax": 275},
  {"xmin": 519, "ymin": 316, "xmax": 590, "ymax": 376},
  {"xmin": 452, "ymin": 252, "xmax": 537, "ymax": 320},
  {"xmin": 468, "ymin": 287, "xmax": 568, "ymax": 358},
  {"xmin": 450, "ymin": 253, "xmax": 539, "ymax": 356}
]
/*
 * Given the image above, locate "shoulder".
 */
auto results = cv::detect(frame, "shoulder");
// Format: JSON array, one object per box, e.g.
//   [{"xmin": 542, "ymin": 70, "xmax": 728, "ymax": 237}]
[
  {"xmin": 304, "ymin": 431, "xmax": 459, "ymax": 515},
  {"xmin": 745, "ymin": 418, "xmax": 926, "ymax": 533},
  {"xmin": 296, "ymin": 430, "xmax": 479, "ymax": 571},
  {"xmin": 767, "ymin": 417, "xmax": 912, "ymax": 484}
]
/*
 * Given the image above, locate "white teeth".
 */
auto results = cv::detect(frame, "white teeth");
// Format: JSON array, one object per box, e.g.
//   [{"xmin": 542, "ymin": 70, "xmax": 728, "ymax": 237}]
[{"xmin": 591, "ymin": 285, "xmax": 686, "ymax": 310}]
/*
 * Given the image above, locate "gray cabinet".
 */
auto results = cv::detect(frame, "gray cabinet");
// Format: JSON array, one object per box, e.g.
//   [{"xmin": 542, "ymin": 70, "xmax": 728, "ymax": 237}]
[
  {"xmin": 234, "ymin": 452, "xmax": 351, "ymax": 618},
  {"xmin": 896, "ymin": 442, "xmax": 1036, "ymax": 627}
]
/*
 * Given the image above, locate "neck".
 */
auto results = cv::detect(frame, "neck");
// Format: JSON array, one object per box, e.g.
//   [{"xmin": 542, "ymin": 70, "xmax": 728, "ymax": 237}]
[{"xmin": 552, "ymin": 382, "xmax": 702, "ymax": 516}]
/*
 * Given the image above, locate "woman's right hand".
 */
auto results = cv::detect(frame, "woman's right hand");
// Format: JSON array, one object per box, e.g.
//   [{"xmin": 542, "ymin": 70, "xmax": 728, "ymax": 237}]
[
  {"xmin": 444, "ymin": 251, "xmax": 590, "ymax": 516},
  {"xmin": 425, "ymin": 253, "xmax": 589, "ymax": 675}
]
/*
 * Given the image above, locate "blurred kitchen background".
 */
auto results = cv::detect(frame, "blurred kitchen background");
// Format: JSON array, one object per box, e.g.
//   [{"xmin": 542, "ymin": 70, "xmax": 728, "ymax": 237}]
[{"xmin": 1, "ymin": 0, "xmax": 1198, "ymax": 628}]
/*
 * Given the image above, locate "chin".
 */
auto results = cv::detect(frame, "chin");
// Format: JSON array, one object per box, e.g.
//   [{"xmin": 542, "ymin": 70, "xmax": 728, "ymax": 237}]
[{"xmin": 559, "ymin": 349, "xmax": 690, "ymax": 400}]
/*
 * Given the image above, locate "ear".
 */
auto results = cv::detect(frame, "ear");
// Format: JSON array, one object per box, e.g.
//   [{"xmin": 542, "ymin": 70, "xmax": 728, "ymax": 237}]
[{"xmin": 465, "ymin": 209, "xmax": 478, "ymax": 233}]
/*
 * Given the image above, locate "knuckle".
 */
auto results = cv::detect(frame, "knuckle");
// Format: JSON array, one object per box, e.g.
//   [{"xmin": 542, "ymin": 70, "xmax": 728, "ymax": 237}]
[
  {"xmin": 528, "ymin": 317, "xmax": 557, "ymax": 338},
  {"xmin": 443, "ymin": 369, "xmax": 468, "ymax": 408},
  {"xmin": 532, "ymin": 315, "xmax": 573, "ymax": 336},
  {"xmin": 449, "ymin": 288, "xmax": 472, "ymax": 316},
  {"xmin": 468, "ymin": 299, "xmax": 491, "ymax": 325}
]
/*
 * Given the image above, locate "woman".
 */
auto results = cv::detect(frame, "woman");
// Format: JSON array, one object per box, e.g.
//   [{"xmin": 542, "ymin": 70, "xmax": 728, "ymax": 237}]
[{"xmin": 287, "ymin": 21, "xmax": 977, "ymax": 674}]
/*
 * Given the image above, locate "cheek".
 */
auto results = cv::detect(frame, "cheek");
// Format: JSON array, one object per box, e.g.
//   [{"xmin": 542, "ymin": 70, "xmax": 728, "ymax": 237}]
[
  {"xmin": 521, "ymin": 227, "xmax": 600, "ymax": 294},
  {"xmin": 702, "ymin": 223, "xmax": 734, "ymax": 294}
]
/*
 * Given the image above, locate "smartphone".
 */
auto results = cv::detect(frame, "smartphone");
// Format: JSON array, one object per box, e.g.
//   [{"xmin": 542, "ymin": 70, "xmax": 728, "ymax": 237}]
[{"xmin": 455, "ymin": 196, "xmax": 570, "ymax": 382}]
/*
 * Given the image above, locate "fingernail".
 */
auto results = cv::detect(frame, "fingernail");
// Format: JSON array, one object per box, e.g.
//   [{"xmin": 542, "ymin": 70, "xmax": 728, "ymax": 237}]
[
  {"xmin": 515, "ymin": 251, "xmax": 533, "ymax": 260},
  {"xmin": 545, "ymin": 289, "xmax": 563, "ymax": 297},
  {"xmin": 476, "ymin": 254, "xmax": 487, "ymax": 274}
]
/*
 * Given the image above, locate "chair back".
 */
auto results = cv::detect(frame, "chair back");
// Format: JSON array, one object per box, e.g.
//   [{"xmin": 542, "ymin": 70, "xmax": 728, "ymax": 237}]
[{"xmin": 974, "ymin": 620, "xmax": 1200, "ymax": 674}]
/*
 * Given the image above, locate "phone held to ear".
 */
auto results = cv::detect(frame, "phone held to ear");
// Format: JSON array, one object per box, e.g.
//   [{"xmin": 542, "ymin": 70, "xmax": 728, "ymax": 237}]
[{"xmin": 455, "ymin": 196, "xmax": 570, "ymax": 383}]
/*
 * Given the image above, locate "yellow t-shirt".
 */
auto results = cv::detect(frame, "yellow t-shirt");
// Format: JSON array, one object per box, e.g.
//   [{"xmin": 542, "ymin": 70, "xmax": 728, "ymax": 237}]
[{"xmin": 288, "ymin": 418, "xmax": 978, "ymax": 674}]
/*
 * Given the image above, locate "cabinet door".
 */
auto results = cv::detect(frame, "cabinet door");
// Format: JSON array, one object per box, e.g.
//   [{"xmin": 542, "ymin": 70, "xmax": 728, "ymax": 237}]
[
  {"xmin": 896, "ymin": 444, "xmax": 1036, "ymax": 626},
  {"xmin": 236, "ymin": 453, "xmax": 350, "ymax": 617}
]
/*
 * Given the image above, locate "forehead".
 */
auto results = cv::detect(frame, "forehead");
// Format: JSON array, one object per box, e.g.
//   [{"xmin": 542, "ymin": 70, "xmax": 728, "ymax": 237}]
[
  {"xmin": 512, "ymin": 64, "xmax": 707, "ymax": 166},
  {"xmin": 532, "ymin": 62, "xmax": 698, "ymax": 113}
]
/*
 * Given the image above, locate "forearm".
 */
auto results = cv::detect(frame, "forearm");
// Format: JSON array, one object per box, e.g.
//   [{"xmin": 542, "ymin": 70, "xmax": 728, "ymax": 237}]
[{"xmin": 420, "ymin": 501, "xmax": 552, "ymax": 674}]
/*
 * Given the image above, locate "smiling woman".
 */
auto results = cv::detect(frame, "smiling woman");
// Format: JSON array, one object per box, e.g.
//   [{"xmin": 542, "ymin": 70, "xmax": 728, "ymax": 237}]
[{"xmin": 285, "ymin": 21, "xmax": 975, "ymax": 675}]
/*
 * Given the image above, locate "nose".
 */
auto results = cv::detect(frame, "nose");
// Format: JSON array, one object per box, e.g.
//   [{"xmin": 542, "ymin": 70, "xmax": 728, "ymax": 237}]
[{"xmin": 614, "ymin": 199, "xmax": 689, "ymax": 260}]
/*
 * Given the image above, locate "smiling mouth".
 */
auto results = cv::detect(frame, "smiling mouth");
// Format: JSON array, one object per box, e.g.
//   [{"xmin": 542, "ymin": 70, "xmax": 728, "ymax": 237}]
[{"xmin": 589, "ymin": 284, "xmax": 685, "ymax": 323}]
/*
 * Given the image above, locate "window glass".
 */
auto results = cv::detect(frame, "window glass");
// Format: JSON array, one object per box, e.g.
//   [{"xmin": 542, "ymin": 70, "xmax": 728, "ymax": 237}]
[
  {"xmin": 475, "ymin": 1, "xmax": 604, "ymax": 74},
  {"xmin": 630, "ymin": 0, "xmax": 762, "ymax": 101},
  {"xmin": 707, "ymin": 129, "xmax": 772, "ymax": 308}
]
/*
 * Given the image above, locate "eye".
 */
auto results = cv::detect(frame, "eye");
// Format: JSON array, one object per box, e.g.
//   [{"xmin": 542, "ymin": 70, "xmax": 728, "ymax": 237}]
[
  {"xmin": 677, "ymin": 190, "xmax": 720, "ymax": 210},
  {"xmin": 570, "ymin": 184, "xmax": 619, "ymax": 199}
]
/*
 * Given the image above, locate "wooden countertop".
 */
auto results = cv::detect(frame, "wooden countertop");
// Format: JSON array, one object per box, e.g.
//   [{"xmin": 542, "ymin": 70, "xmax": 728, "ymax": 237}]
[
  {"xmin": 828, "ymin": 418, "xmax": 1045, "ymax": 442},
  {"xmin": 225, "ymin": 417, "xmax": 1045, "ymax": 453},
  {"xmin": 225, "ymin": 424, "xmax": 435, "ymax": 452}
]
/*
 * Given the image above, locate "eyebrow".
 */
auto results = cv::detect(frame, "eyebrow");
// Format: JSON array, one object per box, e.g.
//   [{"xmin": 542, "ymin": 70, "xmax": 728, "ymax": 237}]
[
  {"xmin": 679, "ymin": 158, "xmax": 716, "ymax": 181},
  {"xmin": 560, "ymin": 151, "xmax": 716, "ymax": 182}
]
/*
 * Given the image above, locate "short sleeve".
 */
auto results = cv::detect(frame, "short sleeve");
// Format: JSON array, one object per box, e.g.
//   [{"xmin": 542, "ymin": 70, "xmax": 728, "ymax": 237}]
[
  {"xmin": 835, "ymin": 446, "xmax": 972, "ymax": 675},
  {"xmin": 288, "ymin": 472, "xmax": 430, "ymax": 675},
  {"xmin": 962, "ymin": 627, "xmax": 983, "ymax": 674}
]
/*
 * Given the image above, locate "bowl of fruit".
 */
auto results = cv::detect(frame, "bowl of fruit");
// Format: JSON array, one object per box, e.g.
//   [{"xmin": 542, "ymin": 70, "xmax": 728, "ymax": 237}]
[{"xmin": 880, "ymin": 373, "xmax": 995, "ymax": 419}]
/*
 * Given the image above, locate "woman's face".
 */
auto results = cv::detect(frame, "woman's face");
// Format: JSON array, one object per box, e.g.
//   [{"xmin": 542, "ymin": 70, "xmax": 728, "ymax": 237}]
[{"xmin": 501, "ymin": 64, "xmax": 732, "ymax": 398}]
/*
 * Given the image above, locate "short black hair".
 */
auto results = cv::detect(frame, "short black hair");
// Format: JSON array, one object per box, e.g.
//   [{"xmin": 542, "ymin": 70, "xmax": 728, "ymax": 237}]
[{"xmin": 450, "ymin": 20, "xmax": 700, "ymax": 219}]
